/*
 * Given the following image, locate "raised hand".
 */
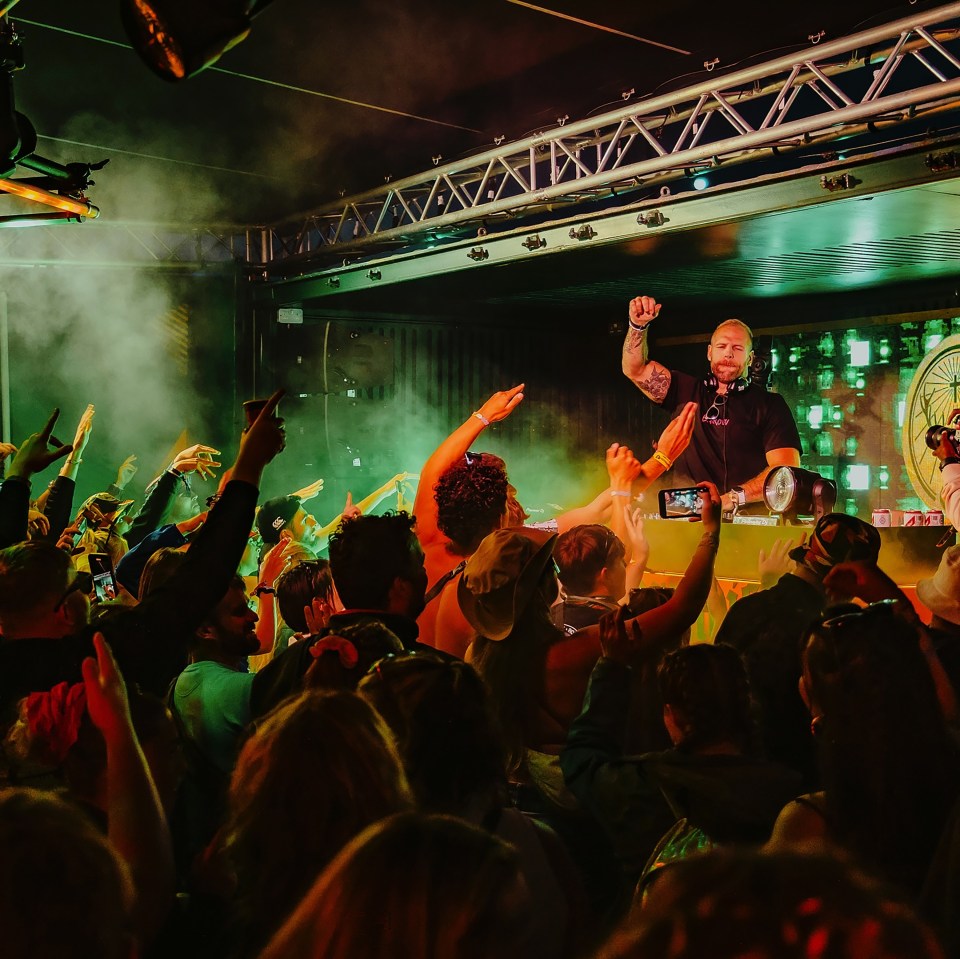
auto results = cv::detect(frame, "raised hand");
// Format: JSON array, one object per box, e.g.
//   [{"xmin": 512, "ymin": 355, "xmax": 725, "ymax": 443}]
[
  {"xmin": 606, "ymin": 442, "xmax": 642, "ymax": 487},
  {"xmin": 395, "ymin": 472, "xmax": 415, "ymax": 511},
  {"xmin": 81, "ymin": 632, "xmax": 133, "ymax": 743},
  {"xmin": 341, "ymin": 491, "xmax": 361, "ymax": 521},
  {"xmin": 27, "ymin": 508, "xmax": 50, "ymax": 538},
  {"xmin": 292, "ymin": 478, "xmax": 324, "ymax": 502},
  {"xmin": 623, "ymin": 507, "xmax": 649, "ymax": 562},
  {"xmin": 476, "ymin": 384, "xmax": 525, "ymax": 425},
  {"xmin": 823, "ymin": 560, "xmax": 898, "ymax": 604},
  {"xmin": 172, "ymin": 444, "xmax": 222, "ymax": 480},
  {"xmin": 236, "ymin": 388, "xmax": 285, "ymax": 472},
  {"xmin": 654, "ymin": 401, "xmax": 698, "ymax": 462},
  {"xmin": 8, "ymin": 409, "xmax": 73, "ymax": 480},
  {"xmin": 696, "ymin": 481, "xmax": 722, "ymax": 535},
  {"xmin": 628, "ymin": 295, "xmax": 661, "ymax": 326},
  {"xmin": 115, "ymin": 454, "xmax": 138, "ymax": 489},
  {"xmin": 56, "ymin": 521, "xmax": 82, "ymax": 553},
  {"xmin": 758, "ymin": 537, "xmax": 798, "ymax": 588},
  {"xmin": 259, "ymin": 538, "xmax": 290, "ymax": 588},
  {"xmin": 0, "ymin": 442, "xmax": 17, "ymax": 459},
  {"xmin": 598, "ymin": 605, "xmax": 641, "ymax": 665},
  {"xmin": 72, "ymin": 404, "xmax": 95, "ymax": 455},
  {"xmin": 303, "ymin": 595, "xmax": 334, "ymax": 634}
]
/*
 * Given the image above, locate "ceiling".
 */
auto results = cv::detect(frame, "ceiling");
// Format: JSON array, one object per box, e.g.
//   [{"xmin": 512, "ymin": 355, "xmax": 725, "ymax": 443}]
[{"xmin": 4, "ymin": 0, "xmax": 925, "ymax": 228}]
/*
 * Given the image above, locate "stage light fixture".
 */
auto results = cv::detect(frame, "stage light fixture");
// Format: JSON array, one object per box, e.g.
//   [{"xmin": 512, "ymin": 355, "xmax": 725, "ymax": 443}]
[
  {"xmin": 763, "ymin": 466, "xmax": 837, "ymax": 522},
  {"xmin": 120, "ymin": 0, "xmax": 276, "ymax": 81},
  {"xmin": 0, "ymin": 177, "xmax": 99, "ymax": 217},
  {"xmin": 693, "ymin": 175, "xmax": 709, "ymax": 190}
]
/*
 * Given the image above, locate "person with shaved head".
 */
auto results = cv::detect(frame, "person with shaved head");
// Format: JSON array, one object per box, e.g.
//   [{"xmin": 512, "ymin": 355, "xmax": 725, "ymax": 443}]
[{"xmin": 621, "ymin": 294, "xmax": 802, "ymax": 514}]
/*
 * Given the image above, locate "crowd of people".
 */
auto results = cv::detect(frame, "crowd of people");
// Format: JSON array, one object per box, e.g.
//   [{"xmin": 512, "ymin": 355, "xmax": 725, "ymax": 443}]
[{"xmin": 1, "ymin": 380, "xmax": 960, "ymax": 959}]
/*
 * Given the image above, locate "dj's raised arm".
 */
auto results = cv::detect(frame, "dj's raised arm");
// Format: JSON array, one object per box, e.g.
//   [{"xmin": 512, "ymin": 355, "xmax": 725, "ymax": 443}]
[{"xmin": 621, "ymin": 295, "xmax": 672, "ymax": 403}]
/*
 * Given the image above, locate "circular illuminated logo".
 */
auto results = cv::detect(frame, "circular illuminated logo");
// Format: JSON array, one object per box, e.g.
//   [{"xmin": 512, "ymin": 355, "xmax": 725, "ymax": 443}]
[{"xmin": 902, "ymin": 333, "xmax": 960, "ymax": 510}]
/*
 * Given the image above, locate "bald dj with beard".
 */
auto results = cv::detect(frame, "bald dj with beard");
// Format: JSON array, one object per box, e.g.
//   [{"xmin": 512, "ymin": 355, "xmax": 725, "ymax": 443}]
[{"xmin": 621, "ymin": 294, "xmax": 802, "ymax": 514}]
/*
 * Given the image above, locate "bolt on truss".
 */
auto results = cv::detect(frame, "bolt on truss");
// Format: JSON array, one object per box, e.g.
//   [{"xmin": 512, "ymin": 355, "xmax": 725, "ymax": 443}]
[{"xmin": 266, "ymin": 0, "xmax": 960, "ymax": 268}]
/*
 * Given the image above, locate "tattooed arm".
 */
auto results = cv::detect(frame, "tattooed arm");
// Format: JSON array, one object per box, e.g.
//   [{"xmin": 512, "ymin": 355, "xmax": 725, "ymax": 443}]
[{"xmin": 621, "ymin": 295, "xmax": 672, "ymax": 403}]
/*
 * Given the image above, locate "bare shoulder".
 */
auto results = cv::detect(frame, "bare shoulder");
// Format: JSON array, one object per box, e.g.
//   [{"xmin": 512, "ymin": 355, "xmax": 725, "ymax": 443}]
[
  {"xmin": 434, "ymin": 573, "xmax": 473, "ymax": 659},
  {"xmin": 766, "ymin": 792, "xmax": 829, "ymax": 852}
]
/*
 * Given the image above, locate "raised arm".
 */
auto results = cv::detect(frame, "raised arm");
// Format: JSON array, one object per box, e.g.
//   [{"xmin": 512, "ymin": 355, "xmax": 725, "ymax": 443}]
[
  {"xmin": 353, "ymin": 472, "xmax": 413, "ymax": 515},
  {"xmin": 107, "ymin": 454, "xmax": 139, "ymax": 500},
  {"xmin": 625, "ymin": 482, "xmax": 721, "ymax": 652},
  {"xmin": 555, "ymin": 404, "xmax": 695, "ymax": 537},
  {"xmin": 1, "ymin": 409, "xmax": 73, "ymax": 548},
  {"xmin": 112, "ymin": 394, "xmax": 284, "ymax": 688},
  {"xmin": 83, "ymin": 632, "xmax": 174, "ymax": 945},
  {"xmin": 412, "ymin": 384, "xmax": 525, "ymax": 546},
  {"xmin": 125, "ymin": 442, "xmax": 221, "ymax": 548},
  {"xmin": 606, "ymin": 443, "xmax": 642, "ymax": 558},
  {"xmin": 621, "ymin": 295, "xmax": 673, "ymax": 403}
]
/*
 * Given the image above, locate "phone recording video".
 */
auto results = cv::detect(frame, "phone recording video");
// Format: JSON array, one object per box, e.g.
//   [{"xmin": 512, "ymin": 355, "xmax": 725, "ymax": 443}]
[
  {"xmin": 658, "ymin": 486, "xmax": 709, "ymax": 520},
  {"xmin": 88, "ymin": 553, "xmax": 118, "ymax": 602}
]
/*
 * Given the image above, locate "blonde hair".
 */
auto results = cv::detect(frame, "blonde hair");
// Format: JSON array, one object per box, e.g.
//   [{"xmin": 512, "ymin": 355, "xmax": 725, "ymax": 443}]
[{"xmin": 711, "ymin": 319, "xmax": 754, "ymax": 351}]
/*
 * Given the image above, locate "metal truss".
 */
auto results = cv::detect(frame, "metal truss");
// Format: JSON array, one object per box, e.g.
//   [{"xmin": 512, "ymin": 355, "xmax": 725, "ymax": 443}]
[{"xmin": 265, "ymin": 0, "xmax": 960, "ymax": 270}]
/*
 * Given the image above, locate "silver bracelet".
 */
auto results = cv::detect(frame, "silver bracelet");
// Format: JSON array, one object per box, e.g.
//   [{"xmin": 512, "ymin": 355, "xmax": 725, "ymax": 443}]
[{"xmin": 472, "ymin": 411, "xmax": 491, "ymax": 427}]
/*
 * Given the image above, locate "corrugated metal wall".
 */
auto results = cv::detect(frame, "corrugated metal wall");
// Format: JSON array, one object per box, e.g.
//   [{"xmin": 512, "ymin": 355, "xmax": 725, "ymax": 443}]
[{"xmin": 259, "ymin": 312, "xmax": 666, "ymax": 508}]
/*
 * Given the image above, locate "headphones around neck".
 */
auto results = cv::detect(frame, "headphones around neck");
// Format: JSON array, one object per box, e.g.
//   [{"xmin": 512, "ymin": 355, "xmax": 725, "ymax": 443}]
[{"xmin": 703, "ymin": 372, "xmax": 750, "ymax": 392}]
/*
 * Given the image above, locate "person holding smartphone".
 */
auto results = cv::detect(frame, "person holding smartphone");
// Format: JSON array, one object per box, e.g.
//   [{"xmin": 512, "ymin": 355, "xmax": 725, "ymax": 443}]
[{"xmin": 621, "ymin": 295, "xmax": 802, "ymax": 514}]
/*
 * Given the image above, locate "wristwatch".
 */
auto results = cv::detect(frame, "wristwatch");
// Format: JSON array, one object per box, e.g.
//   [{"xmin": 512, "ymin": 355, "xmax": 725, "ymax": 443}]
[{"xmin": 731, "ymin": 487, "xmax": 747, "ymax": 507}]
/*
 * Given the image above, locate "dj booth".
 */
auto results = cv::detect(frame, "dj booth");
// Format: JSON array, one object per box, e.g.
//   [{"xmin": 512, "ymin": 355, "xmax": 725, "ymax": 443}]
[{"xmin": 641, "ymin": 519, "xmax": 952, "ymax": 642}]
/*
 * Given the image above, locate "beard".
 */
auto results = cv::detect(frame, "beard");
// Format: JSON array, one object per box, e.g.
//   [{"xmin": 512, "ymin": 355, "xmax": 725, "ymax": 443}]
[{"xmin": 711, "ymin": 360, "xmax": 747, "ymax": 383}]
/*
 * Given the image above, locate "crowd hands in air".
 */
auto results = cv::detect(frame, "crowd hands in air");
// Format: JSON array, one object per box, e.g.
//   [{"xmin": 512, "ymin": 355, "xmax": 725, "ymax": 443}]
[{"xmin": 0, "ymin": 372, "xmax": 959, "ymax": 959}]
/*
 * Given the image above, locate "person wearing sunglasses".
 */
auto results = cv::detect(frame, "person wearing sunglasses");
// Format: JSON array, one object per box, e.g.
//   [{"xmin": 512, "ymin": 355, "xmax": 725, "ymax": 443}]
[{"xmin": 621, "ymin": 294, "xmax": 802, "ymax": 514}]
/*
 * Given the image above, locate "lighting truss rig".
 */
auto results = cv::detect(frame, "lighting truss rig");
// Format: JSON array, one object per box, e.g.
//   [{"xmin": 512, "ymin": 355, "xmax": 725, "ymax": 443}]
[{"xmin": 263, "ymin": 1, "xmax": 960, "ymax": 278}]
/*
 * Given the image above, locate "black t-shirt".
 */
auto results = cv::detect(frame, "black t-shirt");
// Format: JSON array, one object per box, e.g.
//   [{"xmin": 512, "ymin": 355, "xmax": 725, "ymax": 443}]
[{"xmin": 660, "ymin": 370, "xmax": 802, "ymax": 489}]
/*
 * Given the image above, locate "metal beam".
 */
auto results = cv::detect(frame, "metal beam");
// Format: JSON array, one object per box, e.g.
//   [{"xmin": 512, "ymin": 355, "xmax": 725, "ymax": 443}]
[
  {"xmin": 256, "ymin": 135, "xmax": 960, "ymax": 305},
  {"xmin": 262, "ymin": 2, "xmax": 960, "ymax": 268}
]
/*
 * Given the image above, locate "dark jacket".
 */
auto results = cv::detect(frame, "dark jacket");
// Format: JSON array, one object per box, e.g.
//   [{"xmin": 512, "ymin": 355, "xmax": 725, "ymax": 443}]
[
  {"xmin": 714, "ymin": 572, "xmax": 826, "ymax": 786},
  {"xmin": 561, "ymin": 657, "xmax": 801, "ymax": 878},
  {"xmin": 0, "ymin": 476, "xmax": 31, "ymax": 549}
]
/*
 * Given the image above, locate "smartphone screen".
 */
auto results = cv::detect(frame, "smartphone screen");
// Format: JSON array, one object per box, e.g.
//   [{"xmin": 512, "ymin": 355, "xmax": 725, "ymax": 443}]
[
  {"xmin": 658, "ymin": 487, "xmax": 708, "ymax": 520},
  {"xmin": 88, "ymin": 553, "xmax": 118, "ymax": 602}
]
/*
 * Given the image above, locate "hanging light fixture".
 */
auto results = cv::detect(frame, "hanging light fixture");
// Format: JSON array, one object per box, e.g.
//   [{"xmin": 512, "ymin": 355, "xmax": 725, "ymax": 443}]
[{"xmin": 120, "ymin": 0, "xmax": 276, "ymax": 81}]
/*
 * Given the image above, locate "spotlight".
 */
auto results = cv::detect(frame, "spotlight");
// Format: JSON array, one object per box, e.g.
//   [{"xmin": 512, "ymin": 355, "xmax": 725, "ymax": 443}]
[
  {"xmin": 120, "ymin": 0, "xmax": 276, "ymax": 81},
  {"xmin": 763, "ymin": 466, "xmax": 837, "ymax": 523},
  {"xmin": 693, "ymin": 175, "xmax": 709, "ymax": 191}
]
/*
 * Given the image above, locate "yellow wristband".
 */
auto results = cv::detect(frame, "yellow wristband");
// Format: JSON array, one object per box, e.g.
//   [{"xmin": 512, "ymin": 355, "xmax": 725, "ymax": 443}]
[{"xmin": 652, "ymin": 450, "xmax": 673, "ymax": 470}]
